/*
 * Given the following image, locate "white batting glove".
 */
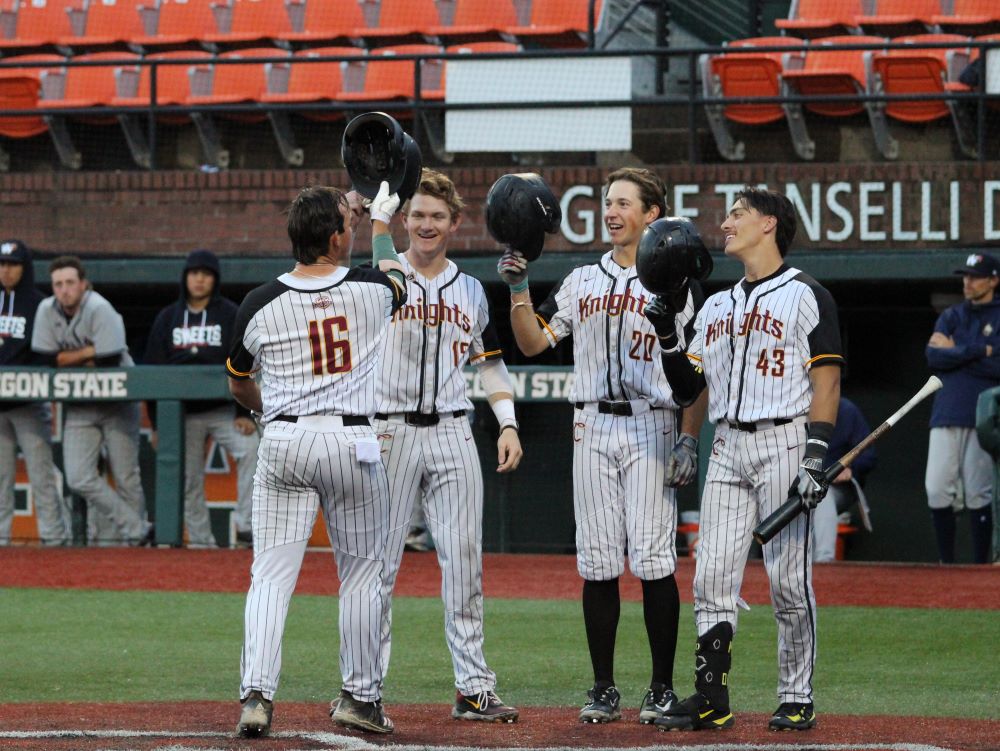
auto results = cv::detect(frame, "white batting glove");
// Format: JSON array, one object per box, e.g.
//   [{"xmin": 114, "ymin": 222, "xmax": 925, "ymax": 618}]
[
  {"xmin": 793, "ymin": 457, "xmax": 827, "ymax": 509},
  {"xmin": 666, "ymin": 433, "xmax": 698, "ymax": 487},
  {"xmin": 368, "ymin": 180, "xmax": 400, "ymax": 224}
]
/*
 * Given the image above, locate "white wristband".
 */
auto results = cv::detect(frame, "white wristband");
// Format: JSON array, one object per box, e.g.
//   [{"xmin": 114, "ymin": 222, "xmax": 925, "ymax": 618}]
[{"xmin": 491, "ymin": 398, "xmax": 517, "ymax": 430}]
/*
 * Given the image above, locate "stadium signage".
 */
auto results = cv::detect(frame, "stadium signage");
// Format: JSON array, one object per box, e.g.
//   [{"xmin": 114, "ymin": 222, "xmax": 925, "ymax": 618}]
[
  {"xmin": 465, "ymin": 369, "xmax": 576, "ymax": 402},
  {"xmin": 0, "ymin": 371, "xmax": 128, "ymax": 399},
  {"xmin": 558, "ymin": 180, "xmax": 1000, "ymax": 246}
]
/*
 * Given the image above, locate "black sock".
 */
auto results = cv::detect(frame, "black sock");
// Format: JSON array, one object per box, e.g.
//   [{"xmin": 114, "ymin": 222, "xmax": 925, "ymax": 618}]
[
  {"xmin": 930, "ymin": 508, "xmax": 956, "ymax": 563},
  {"xmin": 641, "ymin": 575, "xmax": 680, "ymax": 690},
  {"xmin": 969, "ymin": 505, "xmax": 994, "ymax": 564},
  {"xmin": 582, "ymin": 578, "xmax": 620, "ymax": 686}
]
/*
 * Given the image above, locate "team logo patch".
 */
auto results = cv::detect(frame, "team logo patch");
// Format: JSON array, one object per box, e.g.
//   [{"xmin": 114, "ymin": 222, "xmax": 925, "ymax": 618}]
[{"xmin": 312, "ymin": 295, "xmax": 332, "ymax": 309}]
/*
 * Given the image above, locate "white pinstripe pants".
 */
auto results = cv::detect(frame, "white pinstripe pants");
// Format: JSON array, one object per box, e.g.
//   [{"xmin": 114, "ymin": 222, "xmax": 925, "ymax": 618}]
[
  {"xmin": 375, "ymin": 414, "xmax": 495, "ymax": 695},
  {"xmin": 696, "ymin": 420, "xmax": 816, "ymax": 704},
  {"xmin": 571, "ymin": 407, "xmax": 679, "ymax": 582},
  {"xmin": 240, "ymin": 419, "xmax": 389, "ymax": 703}
]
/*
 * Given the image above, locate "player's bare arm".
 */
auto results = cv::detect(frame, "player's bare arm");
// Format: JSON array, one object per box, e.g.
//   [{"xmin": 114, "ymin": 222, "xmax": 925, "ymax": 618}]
[
  {"xmin": 56, "ymin": 344, "xmax": 96, "ymax": 367},
  {"xmin": 807, "ymin": 364, "xmax": 841, "ymax": 426},
  {"xmin": 228, "ymin": 377, "xmax": 262, "ymax": 414},
  {"xmin": 498, "ymin": 250, "xmax": 549, "ymax": 356}
]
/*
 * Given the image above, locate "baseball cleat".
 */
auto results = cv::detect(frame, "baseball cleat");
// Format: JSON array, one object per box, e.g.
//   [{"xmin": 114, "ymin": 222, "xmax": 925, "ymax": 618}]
[
  {"xmin": 768, "ymin": 702, "xmax": 816, "ymax": 731},
  {"xmin": 236, "ymin": 690, "xmax": 273, "ymax": 738},
  {"xmin": 452, "ymin": 689, "xmax": 519, "ymax": 722},
  {"xmin": 654, "ymin": 692, "xmax": 734, "ymax": 731},
  {"xmin": 638, "ymin": 684, "xmax": 679, "ymax": 724},
  {"xmin": 579, "ymin": 685, "xmax": 622, "ymax": 724},
  {"xmin": 330, "ymin": 689, "xmax": 394, "ymax": 734}
]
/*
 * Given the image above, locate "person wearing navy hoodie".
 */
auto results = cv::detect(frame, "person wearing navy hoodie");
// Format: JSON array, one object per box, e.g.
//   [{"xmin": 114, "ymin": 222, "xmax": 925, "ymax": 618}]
[
  {"xmin": 145, "ymin": 250, "xmax": 259, "ymax": 548},
  {"xmin": 925, "ymin": 253, "xmax": 1000, "ymax": 564},
  {"xmin": 0, "ymin": 240, "xmax": 70, "ymax": 545}
]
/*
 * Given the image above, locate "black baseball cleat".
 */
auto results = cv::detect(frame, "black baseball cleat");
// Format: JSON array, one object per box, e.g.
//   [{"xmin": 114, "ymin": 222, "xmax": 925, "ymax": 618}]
[
  {"xmin": 638, "ymin": 684, "xmax": 679, "ymax": 724},
  {"xmin": 654, "ymin": 692, "xmax": 734, "ymax": 731},
  {"xmin": 236, "ymin": 690, "xmax": 273, "ymax": 738},
  {"xmin": 452, "ymin": 689, "xmax": 519, "ymax": 722},
  {"xmin": 769, "ymin": 702, "xmax": 816, "ymax": 730},
  {"xmin": 579, "ymin": 684, "xmax": 622, "ymax": 723},
  {"xmin": 330, "ymin": 689, "xmax": 394, "ymax": 734}
]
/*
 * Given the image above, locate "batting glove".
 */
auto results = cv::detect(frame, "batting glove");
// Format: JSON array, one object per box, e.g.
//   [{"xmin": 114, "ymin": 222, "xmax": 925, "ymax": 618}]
[
  {"xmin": 498, "ymin": 247, "xmax": 529, "ymax": 292},
  {"xmin": 792, "ymin": 457, "xmax": 828, "ymax": 509},
  {"xmin": 367, "ymin": 180, "xmax": 400, "ymax": 224},
  {"xmin": 666, "ymin": 433, "xmax": 698, "ymax": 487},
  {"xmin": 644, "ymin": 290, "xmax": 686, "ymax": 349}
]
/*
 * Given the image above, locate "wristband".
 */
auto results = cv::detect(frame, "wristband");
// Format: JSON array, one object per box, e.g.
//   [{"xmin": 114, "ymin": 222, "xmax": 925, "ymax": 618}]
[{"xmin": 508, "ymin": 279, "xmax": 528, "ymax": 293}]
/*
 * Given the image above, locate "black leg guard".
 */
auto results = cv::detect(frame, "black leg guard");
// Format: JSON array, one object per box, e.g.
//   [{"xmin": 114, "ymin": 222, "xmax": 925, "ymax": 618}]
[
  {"xmin": 693, "ymin": 622, "xmax": 733, "ymax": 714},
  {"xmin": 969, "ymin": 505, "xmax": 994, "ymax": 565}
]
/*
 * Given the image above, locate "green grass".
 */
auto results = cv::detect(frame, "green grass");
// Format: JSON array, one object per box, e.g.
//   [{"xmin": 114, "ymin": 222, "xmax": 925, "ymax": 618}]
[{"xmin": 1, "ymin": 588, "xmax": 996, "ymax": 718}]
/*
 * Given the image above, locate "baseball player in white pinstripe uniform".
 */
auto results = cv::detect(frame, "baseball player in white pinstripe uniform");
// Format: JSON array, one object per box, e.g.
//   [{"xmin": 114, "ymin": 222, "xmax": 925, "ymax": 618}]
[
  {"xmin": 649, "ymin": 187, "xmax": 843, "ymax": 733},
  {"xmin": 375, "ymin": 169, "xmax": 522, "ymax": 722},
  {"xmin": 500, "ymin": 168, "xmax": 707, "ymax": 726},
  {"xmin": 228, "ymin": 183, "xmax": 406, "ymax": 738}
]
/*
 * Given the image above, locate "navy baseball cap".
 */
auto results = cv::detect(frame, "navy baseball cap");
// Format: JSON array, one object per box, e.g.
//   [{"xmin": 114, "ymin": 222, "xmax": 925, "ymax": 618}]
[
  {"xmin": 0, "ymin": 239, "xmax": 28, "ymax": 264},
  {"xmin": 953, "ymin": 253, "xmax": 1000, "ymax": 278}
]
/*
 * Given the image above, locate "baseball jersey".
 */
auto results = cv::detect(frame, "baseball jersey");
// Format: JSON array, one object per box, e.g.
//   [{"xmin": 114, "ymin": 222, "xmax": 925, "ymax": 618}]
[
  {"xmin": 536, "ymin": 251, "xmax": 695, "ymax": 407},
  {"xmin": 687, "ymin": 265, "xmax": 844, "ymax": 423},
  {"xmin": 376, "ymin": 256, "xmax": 502, "ymax": 414},
  {"xmin": 226, "ymin": 266, "xmax": 404, "ymax": 423},
  {"xmin": 32, "ymin": 289, "xmax": 134, "ymax": 366}
]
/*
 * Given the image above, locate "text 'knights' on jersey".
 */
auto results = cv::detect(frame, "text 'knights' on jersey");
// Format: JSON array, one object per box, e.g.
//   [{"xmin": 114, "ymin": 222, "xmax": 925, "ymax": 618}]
[
  {"xmin": 377, "ymin": 256, "xmax": 502, "ymax": 414},
  {"xmin": 536, "ymin": 251, "xmax": 696, "ymax": 407},
  {"xmin": 226, "ymin": 266, "xmax": 405, "ymax": 423},
  {"xmin": 688, "ymin": 265, "xmax": 844, "ymax": 424}
]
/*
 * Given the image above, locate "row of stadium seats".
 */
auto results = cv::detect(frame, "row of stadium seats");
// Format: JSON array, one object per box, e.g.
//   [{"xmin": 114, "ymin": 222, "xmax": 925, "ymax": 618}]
[
  {"xmin": 0, "ymin": 42, "xmax": 519, "ymax": 168},
  {"xmin": 701, "ymin": 33, "xmax": 998, "ymax": 161},
  {"xmin": 778, "ymin": 0, "xmax": 1000, "ymax": 39},
  {"xmin": 0, "ymin": 0, "xmax": 601, "ymax": 54}
]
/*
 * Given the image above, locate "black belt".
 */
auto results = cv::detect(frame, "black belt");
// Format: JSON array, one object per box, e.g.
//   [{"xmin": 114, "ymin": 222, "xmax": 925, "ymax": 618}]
[
  {"xmin": 574, "ymin": 401, "xmax": 649, "ymax": 417},
  {"xmin": 275, "ymin": 414, "xmax": 370, "ymax": 427},
  {"xmin": 728, "ymin": 417, "xmax": 793, "ymax": 432},
  {"xmin": 373, "ymin": 410, "xmax": 466, "ymax": 427}
]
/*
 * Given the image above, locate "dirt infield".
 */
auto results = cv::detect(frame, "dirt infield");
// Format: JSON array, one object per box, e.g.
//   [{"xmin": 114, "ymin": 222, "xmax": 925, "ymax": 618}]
[
  {"xmin": 2, "ymin": 547, "xmax": 998, "ymax": 609},
  {"xmin": 1, "ymin": 547, "xmax": 997, "ymax": 751}
]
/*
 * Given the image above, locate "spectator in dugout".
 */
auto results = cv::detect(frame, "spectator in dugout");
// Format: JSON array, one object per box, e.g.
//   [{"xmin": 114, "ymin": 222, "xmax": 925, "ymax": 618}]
[
  {"xmin": 144, "ymin": 249, "xmax": 259, "ymax": 548},
  {"xmin": 0, "ymin": 239, "xmax": 71, "ymax": 546},
  {"xmin": 31, "ymin": 255, "xmax": 152, "ymax": 546}
]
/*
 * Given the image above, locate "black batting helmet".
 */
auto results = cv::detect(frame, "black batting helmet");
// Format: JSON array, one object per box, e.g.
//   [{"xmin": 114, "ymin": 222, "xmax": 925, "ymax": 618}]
[
  {"xmin": 341, "ymin": 111, "xmax": 423, "ymax": 203},
  {"xmin": 636, "ymin": 217, "xmax": 713, "ymax": 296},
  {"xmin": 484, "ymin": 173, "xmax": 561, "ymax": 262}
]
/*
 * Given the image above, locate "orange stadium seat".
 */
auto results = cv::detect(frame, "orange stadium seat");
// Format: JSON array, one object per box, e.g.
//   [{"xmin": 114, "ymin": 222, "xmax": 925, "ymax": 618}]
[
  {"xmin": 933, "ymin": 0, "xmax": 1000, "ymax": 37},
  {"xmin": 187, "ymin": 46, "xmax": 289, "ymax": 117},
  {"xmin": 780, "ymin": 35, "xmax": 891, "ymax": 159},
  {"xmin": 205, "ymin": 0, "xmax": 293, "ymax": 49},
  {"xmin": 855, "ymin": 0, "xmax": 941, "ymax": 38},
  {"xmin": 260, "ymin": 46, "xmax": 363, "ymax": 118},
  {"xmin": 338, "ymin": 43, "xmax": 443, "ymax": 103},
  {"xmin": 502, "ymin": 0, "xmax": 604, "ymax": 48},
  {"xmin": 353, "ymin": 0, "xmax": 441, "ymax": 47},
  {"xmin": 279, "ymin": 0, "xmax": 365, "ymax": 49},
  {"xmin": 37, "ymin": 50, "xmax": 137, "ymax": 114},
  {"xmin": 428, "ymin": 0, "xmax": 518, "ymax": 46},
  {"xmin": 0, "ymin": 56, "xmax": 51, "ymax": 139},
  {"xmin": 699, "ymin": 36, "xmax": 806, "ymax": 161},
  {"xmin": 132, "ymin": 0, "xmax": 218, "ymax": 52},
  {"xmin": 0, "ymin": 0, "xmax": 81, "ymax": 53},
  {"xmin": 110, "ymin": 49, "xmax": 212, "ymax": 120},
  {"xmin": 444, "ymin": 41, "xmax": 521, "ymax": 54},
  {"xmin": 59, "ymin": 0, "xmax": 146, "ymax": 52},
  {"xmin": 775, "ymin": 0, "xmax": 863, "ymax": 39},
  {"xmin": 871, "ymin": 33, "xmax": 970, "ymax": 122}
]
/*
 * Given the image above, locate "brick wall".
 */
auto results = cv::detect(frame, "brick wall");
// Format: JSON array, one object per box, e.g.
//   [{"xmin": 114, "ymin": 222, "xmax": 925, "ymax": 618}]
[{"xmin": 1, "ymin": 162, "xmax": 997, "ymax": 257}]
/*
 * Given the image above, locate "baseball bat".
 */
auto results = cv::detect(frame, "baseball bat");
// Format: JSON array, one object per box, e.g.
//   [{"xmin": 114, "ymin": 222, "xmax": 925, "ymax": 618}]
[{"xmin": 752, "ymin": 375, "xmax": 943, "ymax": 545}]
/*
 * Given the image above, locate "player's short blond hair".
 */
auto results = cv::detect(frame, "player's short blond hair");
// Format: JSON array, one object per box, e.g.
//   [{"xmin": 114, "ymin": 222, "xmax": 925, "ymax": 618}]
[
  {"xmin": 603, "ymin": 167, "xmax": 668, "ymax": 220},
  {"xmin": 405, "ymin": 168, "xmax": 465, "ymax": 221}
]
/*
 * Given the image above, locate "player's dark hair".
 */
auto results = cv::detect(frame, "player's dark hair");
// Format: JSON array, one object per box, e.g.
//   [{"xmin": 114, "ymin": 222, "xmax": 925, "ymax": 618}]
[
  {"xmin": 603, "ymin": 167, "xmax": 668, "ymax": 220},
  {"xmin": 405, "ymin": 168, "xmax": 464, "ymax": 220},
  {"xmin": 49, "ymin": 255, "xmax": 85, "ymax": 279},
  {"xmin": 286, "ymin": 186, "xmax": 347, "ymax": 264},
  {"xmin": 735, "ymin": 186, "xmax": 797, "ymax": 257}
]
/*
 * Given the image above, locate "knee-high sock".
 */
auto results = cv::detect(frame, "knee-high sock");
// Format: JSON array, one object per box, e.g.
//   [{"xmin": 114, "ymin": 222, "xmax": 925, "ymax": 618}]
[
  {"xmin": 969, "ymin": 505, "xmax": 994, "ymax": 565},
  {"xmin": 641, "ymin": 574, "xmax": 680, "ymax": 689},
  {"xmin": 582, "ymin": 578, "xmax": 620, "ymax": 687},
  {"xmin": 930, "ymin": 507, "xmax": 956, "ymax": 563}
]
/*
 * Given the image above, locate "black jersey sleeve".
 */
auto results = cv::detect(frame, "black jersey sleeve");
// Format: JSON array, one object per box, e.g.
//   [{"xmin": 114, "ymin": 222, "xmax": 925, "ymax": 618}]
[
  {"xmin": 798, "ymin": 273, "xmax": 846, "ymax": 370},
  {"xmin": 226, "ymin": 280, "xmax": 286, "ymax": 380}
]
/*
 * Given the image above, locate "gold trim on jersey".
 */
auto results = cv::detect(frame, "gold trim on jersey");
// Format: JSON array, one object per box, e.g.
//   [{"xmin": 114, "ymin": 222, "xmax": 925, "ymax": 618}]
[
  {"xmin": 686, "ymin": 353, "xmax": 703, "ymax": 363},
  {"xmin": 470, "ymin": 349, "xmax": 502, "ymax": 362},
  {"xmin": 536, "ymin": 313, "xmax": 556, "ymax": 341},
  {"xmin": 388, "ymin": 275, "xmax": 406, "ymax": 301},
  {"xmin": 806, "ymin": 353, "xmax": 845, "ymax": 367},
  {"xmin": 226, "ymin": 358, "xmax": 252, "ymax": 378}
]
